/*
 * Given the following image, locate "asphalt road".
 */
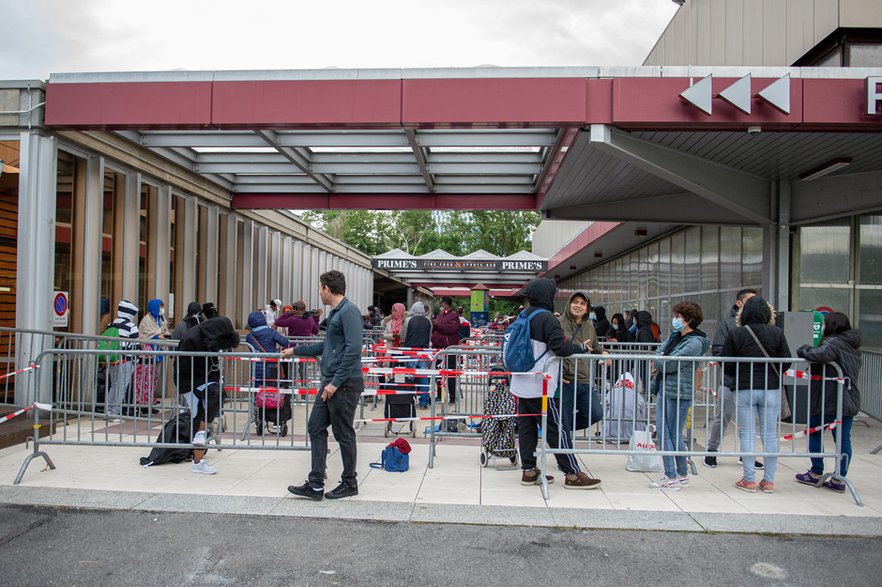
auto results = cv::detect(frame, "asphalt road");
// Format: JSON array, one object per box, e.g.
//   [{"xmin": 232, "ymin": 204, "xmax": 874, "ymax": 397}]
[{"xmin": 0, "ymin": 504, "xmax": 878, "ymax": 586}]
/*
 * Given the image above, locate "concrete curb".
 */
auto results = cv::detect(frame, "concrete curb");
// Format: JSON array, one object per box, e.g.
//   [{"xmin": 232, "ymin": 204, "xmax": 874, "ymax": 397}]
[{"xmin": 2, "ymin": 486, "xmax": 881, "ymax": 536}]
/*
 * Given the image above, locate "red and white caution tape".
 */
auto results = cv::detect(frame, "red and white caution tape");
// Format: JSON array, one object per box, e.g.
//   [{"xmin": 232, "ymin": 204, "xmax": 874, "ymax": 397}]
[
  {"xmin": 784, "ymin": 369, "xmax": 845, "ymax": 383},
  {"xmin": 781, "ymin": 419, "xmax": 842, "ymax": 441},
  {"xmin": 0, "ymin": 363, "xmax": 39, "ymax": 382},
  {"xmin": 0, "ymin": 402, "xmax": 53, "ymax": 425},
  {"xmin": 227, "ymin": 357, "xmax": 316, "ymax": 364},
  {"xmin": 354, "ymin": 412, "xmax": 537, "ymax": 424}
]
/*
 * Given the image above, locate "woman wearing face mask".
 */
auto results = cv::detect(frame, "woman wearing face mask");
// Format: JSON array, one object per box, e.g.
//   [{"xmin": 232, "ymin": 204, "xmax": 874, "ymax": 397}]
[
  {"xmin": 136, "ymin": 298, "xmax": 171, "ymax": 414},
  {"xmin": 650, "ymin": 301, "xmax": 710, "ymax": 491},
  {"xmin": 607, "ymin": 313, "xmax": 634, "ymax": 343},
  {"xmin": 382, "ymin": 303, "xmax": 407, "ymax": 349},
  {"xmin": 488, "ymin": 314, "xmax": 508, "ymax": 331}
]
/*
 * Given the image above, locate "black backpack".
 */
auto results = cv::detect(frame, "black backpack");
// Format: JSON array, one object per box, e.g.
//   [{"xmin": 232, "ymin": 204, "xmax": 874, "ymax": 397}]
[{"xmin": 139, "ymin": 412, "xmax": 194, "ymax": 467}]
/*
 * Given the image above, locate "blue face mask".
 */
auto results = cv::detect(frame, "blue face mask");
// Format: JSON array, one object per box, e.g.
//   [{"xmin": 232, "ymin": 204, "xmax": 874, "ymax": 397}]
[
  {"xmin": 612, "ymin": 323, "xmax": 619, "ymax": 331},
  {"xmin": 589, "ymin": 312, "xmax": 596, "ymax": 321},
  {"xmin": 672, "ymin": 318, "xmax": 685, "ymax": 332}
]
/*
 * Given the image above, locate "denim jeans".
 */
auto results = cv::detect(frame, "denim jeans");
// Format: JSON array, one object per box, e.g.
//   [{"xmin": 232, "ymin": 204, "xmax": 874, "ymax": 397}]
[
  {"xmin": 736, "ymin": 388, "xmax": 780, "ymax": 482},
  {"xmin": 559, "ymin": 381, "xmax": 601, "ymax": 440},
  {"xmin": 415, "ymin": 360, "xmax": 431, "ymax": 407},
  {"xmin": 809, "ymin": 414, "xmax": 854, "ymax": 477},
  {"xmin": 656, "ymin": 394, "xmax": 691, "ymax": 478}
]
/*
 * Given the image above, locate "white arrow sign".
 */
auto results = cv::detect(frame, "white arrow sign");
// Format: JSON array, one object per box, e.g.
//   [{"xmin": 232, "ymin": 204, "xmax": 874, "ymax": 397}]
[
  {"xmin": 720, "ymin": 74, "xmax": 752, "ymax": 114},
  {"xmin": 757, "ymin": 74, "xmax": 791, "ymax": 115},
  {"xmin": 679, "ymin": 74, "xmax": 713, "ymax": 115}
]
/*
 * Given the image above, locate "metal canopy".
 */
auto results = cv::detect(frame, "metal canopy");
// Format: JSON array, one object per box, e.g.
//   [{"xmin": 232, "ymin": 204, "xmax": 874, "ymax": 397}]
[{"xmin": 117, "ymin": 128, "xmax": 558, "ymax": 203}]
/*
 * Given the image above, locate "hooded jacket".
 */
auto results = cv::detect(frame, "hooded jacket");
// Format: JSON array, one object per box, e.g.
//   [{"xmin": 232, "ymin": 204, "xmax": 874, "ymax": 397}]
[
  {"xmin": 593, "ymin": 306, "xmax": 611, "ymax": 338},
  {"xmin": 635, "ymin": 311, "xmax": 657, "ymax": 344},
  {"xmin": 652, "ymin": 328, "xmax": 711, "ymax": 401},
  {"xmin": 246, "ymin": 311, "xmax": 292, "ymax": 382},
  {"xmin": 402, "ymin": 302, "xmax": 432, "ymax": 348},
  {"xmin": 176, "ymin": 316, "xmax": 240, "ymax": 393},
  {"xmin": 275, "ymin": 309, "xmax": 320, "ymax": 337},
  {"xmin": 139, "ymin": 298, "xmax": 170, "ymax": 340},
  {"xmin": 172, "ymin": 302, "xmax": 203, "ymax": 340},
  {"xmin": 558, "ymin": 292, "xmax": 603, "ymax": 384},
  {"xmin": 711, "ymin": 304, "xmax": 740, "ymax": 387},
  {"xmin": 722, "ymin": 297, "xmax": 791, "ymax": 390},
  {"xmin": 510, "ymin": 278, "xmax": 584, "ymax": 399},
  {"xmin": 431, "ymin": 307, "xmax": 460, "ymax": 349},
  {"xmin": 798, "ymin": 329, "xmax": 862, "ymax": 418}
]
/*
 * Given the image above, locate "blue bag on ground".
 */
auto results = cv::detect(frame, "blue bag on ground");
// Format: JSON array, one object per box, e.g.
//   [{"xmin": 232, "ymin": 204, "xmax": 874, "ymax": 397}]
[
  {"xmin": 502, "ymin": 308, "xmax": 549, "ymax": 372},
  {"xmin": 370, "ymin": 438, "xmax": 411, "ymax": 472}
]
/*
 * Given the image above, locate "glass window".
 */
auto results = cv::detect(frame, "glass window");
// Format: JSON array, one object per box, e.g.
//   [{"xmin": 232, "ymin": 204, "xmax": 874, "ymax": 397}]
[
  {"xmin": 742, "ymin": 227, "xmax": 764, "ymax": 289},
  {"xmin": 858, "ymin": 290, "xmax": 882, "ymax": 350},
  {"xmin": 799, "ymin": 222, "xmax": 850, "ymax": 284},
  {"xmin": 797, "ymin": 286, "xmax": 850, "ymax": 315},
  {"xmin": 629, "ymin": 254, "xmax": 638, "ymax": 301},
  {"xmin": 701, "ymin": 226, "xmax": 719, "ymax": 292},
  {"xmin": 670, "ymin": 231, "xmax": 685, "ymax": 296},
  {"xmin": 684, "ymin": 226, "xmax": 701, "ymax": 293},
  {"xmin": 638, "ymin": 247, "xmax": 648, "ymax": 301},
  {"xmin": 658, "ymin": 237, "xmax": 670, "ymax": 300},
  {"xmin": 55, "ymin": 151, "xmax": 80, "ymax": 332},
  {"xmin": 720, "ymin": 226, "xmax": 742, "ymax": 289},
  {"xmin": 0, "ymin": 140, "xmax": 20, "ymax": 342},
  {"xmin": 647, "ymin": 241, "xmax": 659, "ymax": 299},
  {"xmin": 859, "ymin": 214, "xmax": 882, "ymax": 286}
]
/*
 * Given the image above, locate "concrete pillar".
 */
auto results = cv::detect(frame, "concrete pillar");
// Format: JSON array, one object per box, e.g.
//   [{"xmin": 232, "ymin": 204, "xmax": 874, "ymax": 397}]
[
  {"xmin": 269, "ymin": 231, "xmax": 281, "ymax": 302},
  {"xmin": 121, "ymin": 172, "xmax": 141, "ymax": 301},
  {"xmin": 15, "ymin": 132, "xmax": 57, "ymax": 404},
  {"xmin": 281, "ymin": 236, "xmax": 292, "ymax": 304},
  {"xmin": 203, "ymin": 205, "xmax": 219, "ymax": 305},
  {"xmin": 240, "ymin": 220, "xmax": 254, "ymax": 326},
  {"xmin": 178, "ymin": 196, "xmax": 197, "ymax": 318},
  {"xmin": 150, "ymin": 185, "xmax": 171, "ymax": 308},
  {"xmin": 222, "ymin": 213, "xmax": 238, "ymax": 320},
  {"xmin": 81, "ymin": 155, "xmax": 104, "ymax": 336},
  {"xmin": 762, "ymin": 181, "xmax": 792, "ymax": 312}
]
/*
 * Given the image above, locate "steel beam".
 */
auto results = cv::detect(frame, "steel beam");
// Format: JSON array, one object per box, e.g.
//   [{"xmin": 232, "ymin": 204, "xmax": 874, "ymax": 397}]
[
  {"xmin": 417, "ymin": 130, "xmax": 558, "ymax": 147},
  {"xmin": 277, "ymin": 131, "xmax": 409, "ymax": 148},
  {"xmin": 254, "ymin": 130, "xmax": 334, "ymax": 193},
  {"xmin": 140, "ymin": 132, "xmax": 266, "ymax": 148},
  {"xmin": 544, "ymin": 192, "xmax": 760, "ymax": 225},
  {"xmin": 790, "ymin": 169, "xmax": 882, "ymax": 225},
  {"xmin": 121, "ymin": 171, "xmax": 141, "ymax": 301},
  {"xmin": 81, "ymin": 154, "xmax": 104, "ymax": 336},
  {"xmin": 588, "ymin": 124, "xmax": 772, "ymax": 225}
]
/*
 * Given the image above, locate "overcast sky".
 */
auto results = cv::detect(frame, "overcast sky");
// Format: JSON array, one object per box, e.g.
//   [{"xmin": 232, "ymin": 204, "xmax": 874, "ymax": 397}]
[{"xmin": 1, "ymin": 0, "xmax": 678, "ymax": 80}]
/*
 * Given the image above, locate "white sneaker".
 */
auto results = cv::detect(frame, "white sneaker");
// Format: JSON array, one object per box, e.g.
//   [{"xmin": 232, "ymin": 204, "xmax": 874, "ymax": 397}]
[
  {"xmin": 192, "ymin": 430, "xmax": 207, "ymax": 446},
  {"xmin": 678, "ymin": 476, "xmax": 691, "ymax": 487},
  {"xmin": 191, "ymin": 460, "xmax": 216, "ymax": 475},
  {"xmin": 651, "ymin": 476, "xmax": 681, "ymax": 491}
]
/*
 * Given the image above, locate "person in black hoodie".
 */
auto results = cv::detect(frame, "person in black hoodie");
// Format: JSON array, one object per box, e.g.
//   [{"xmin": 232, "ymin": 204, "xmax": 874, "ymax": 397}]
[
  {"xmin": 722, "ymin": 297, "xmax": 790, "ymax": 493},
  {"xmin": 176, "ymin": 316, "xmax": 240, "ymax": 475},
  {"xmin": 635, "ymin": 310, "xmax": 657, "ymax": 344},
  {"xmin": 795, "ymin": 312, "xmax": 861, "ymax": 493},
  {"xmin": 593, "ymin": 306, "xmax": 611, "ymax": 339},
  {"xmin": 509, "ymin": 278, "xmax": 601, "ymax": 490}
]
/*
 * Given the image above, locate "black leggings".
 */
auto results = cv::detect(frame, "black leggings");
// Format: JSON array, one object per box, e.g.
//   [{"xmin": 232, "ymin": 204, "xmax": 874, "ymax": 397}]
[{"xmin": 192, "ymin": 382, "xmax": 222, "ymax": 431}]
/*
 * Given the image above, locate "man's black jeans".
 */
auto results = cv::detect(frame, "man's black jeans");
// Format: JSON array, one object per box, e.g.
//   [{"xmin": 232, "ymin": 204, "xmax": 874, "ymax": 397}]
[{"xmin": 307, "ymin": 377, "xmax": 363, "ymax": 488}]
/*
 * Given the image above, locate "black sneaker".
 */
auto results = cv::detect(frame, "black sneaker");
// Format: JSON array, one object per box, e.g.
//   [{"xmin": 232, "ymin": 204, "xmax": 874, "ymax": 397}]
[
  {"xmin": 325, "ymin": 481, "xmax": 358, "ymax": 500},
  {"xmin": 288, "ymin": 481, "xmax": 324, "ymax": 501},
  {"xmin": 739, "ymin": 457, "xmax": 764, "ymax": 469},
  {"xmin": 703, "ymin": 455, "xmax": 718, "ymax": 468}
]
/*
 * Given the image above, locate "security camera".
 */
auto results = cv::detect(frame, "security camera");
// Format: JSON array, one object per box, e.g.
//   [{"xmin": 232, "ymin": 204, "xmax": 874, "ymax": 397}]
[{"xmin": 747, "ymin": 126, "xmax": 762, "ymax": 135}]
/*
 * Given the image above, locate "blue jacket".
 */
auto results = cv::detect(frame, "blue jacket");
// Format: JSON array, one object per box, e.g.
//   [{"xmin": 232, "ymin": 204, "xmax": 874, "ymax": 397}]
[
  {"xmin": 652, "ymin": 330, "xmax": 710, "ymax": 401},
  {"xmin": 246, "ymin": 311, "xmax": 291, "ymax": 382},
  {"xmin": 293, "ymin": 297, "xmax": 363, "ymax": 388}
]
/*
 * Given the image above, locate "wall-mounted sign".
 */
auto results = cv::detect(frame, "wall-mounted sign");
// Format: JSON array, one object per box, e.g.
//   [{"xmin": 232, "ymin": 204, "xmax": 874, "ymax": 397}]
[
  {"xmin": 372, "ymin": 258, "xmax": 547, "ymax": 273},
  {"xmin": 53, "ymin": 291, "xmax": 69, "ymax": 328},
  {"xmin": 680, "ymin": 74, "xmax": 790, "ymax": 116}
]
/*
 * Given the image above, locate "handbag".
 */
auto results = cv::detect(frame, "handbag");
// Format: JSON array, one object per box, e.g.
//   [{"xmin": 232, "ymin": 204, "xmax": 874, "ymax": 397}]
[
  {"xmin": 625, "ymin": 424, "xmax": 663, "ymax": 472},
  {"xmin": 744, "ymin": 326, "xmax": 792, "ymax": 422},
  {"xmin": 370, "ymin": 438, "xmax": 411, "ymax": 472}
]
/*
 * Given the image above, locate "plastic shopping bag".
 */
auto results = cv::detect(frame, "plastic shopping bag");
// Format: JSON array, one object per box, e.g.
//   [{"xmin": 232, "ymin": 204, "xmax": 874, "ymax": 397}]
[{"xmin": 625, "ymin": 424, "xmax": 664, "ymax": 472}]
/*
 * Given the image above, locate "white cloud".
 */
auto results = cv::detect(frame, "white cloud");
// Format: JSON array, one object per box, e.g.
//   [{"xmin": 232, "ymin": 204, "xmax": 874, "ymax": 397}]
[{"xmin": 0, "ymin": 0, "xmax": 678, "ymax": 79}]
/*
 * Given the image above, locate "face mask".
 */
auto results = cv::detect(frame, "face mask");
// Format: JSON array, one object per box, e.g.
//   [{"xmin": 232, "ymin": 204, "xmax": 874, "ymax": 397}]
[
  {"xmin": 672, "ymin": 318, "xmax": 685, "ymax": 332},
  {"xmin": 588, "ymin": 312, "xmax": 596, "ymax": 321},
  {"xmin": 159, "ymin": 307, "xmax": 165, "ymax": 317},
  {"xmin": 612, "ymin": 324, "xmax": 619, "ymax": 331}
]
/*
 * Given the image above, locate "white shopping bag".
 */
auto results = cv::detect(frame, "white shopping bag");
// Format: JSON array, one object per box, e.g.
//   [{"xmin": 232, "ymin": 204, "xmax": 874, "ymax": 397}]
[{"xmin": 625, "ymin": 424, "xmax": 664, "ymax": 472}]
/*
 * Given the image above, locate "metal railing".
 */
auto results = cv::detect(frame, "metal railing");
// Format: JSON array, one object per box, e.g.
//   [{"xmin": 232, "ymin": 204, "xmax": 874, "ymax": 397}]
[
  {"xmin": 537, "ymin": 353, "xmax": 861, "ymax": 505},
  {"xmin": 860, "ymin": 350, "xmax": 882, "ymax": 454}
]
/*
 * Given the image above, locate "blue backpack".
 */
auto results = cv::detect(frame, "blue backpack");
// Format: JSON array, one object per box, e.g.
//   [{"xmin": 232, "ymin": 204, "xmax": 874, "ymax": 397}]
[{"xmin": 502, "ymin": 308, "xmax": 550, "ymax": 373}]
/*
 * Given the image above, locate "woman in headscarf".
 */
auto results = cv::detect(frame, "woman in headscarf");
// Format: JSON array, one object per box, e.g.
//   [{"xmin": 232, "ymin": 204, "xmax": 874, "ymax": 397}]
[
  {"xmin": 382, "ymin": 302, "xmax": 407, "ymax": 348},
  {"xmin": 136, "ymin": 298, "xmax": 171, "ymax": 413}
]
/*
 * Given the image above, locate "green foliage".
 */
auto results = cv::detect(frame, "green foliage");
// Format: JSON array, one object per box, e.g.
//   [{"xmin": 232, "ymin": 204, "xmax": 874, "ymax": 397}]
[{"xmin": 300, "ymin": 209, "xmax": 540, "ymax": 258}]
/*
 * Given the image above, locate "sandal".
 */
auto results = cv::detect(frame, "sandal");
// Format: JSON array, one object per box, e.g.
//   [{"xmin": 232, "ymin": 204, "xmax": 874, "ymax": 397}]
[
  {"xmin": 795, "ymin": 470, "xmax": 822, "ymax": 486},
  {"xmin": 824, "ymin": 479, "xmax": 846, "ymax": 493}
]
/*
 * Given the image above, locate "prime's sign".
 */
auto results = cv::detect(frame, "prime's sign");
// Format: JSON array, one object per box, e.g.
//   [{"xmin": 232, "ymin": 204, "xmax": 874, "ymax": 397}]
[
  {"xmin": 372, "ymin": 258, "xmax": 547, "ymax": 273},
  {"xmin": 868, "ymin": 77, "xmax": 882, "ymax": 116}
]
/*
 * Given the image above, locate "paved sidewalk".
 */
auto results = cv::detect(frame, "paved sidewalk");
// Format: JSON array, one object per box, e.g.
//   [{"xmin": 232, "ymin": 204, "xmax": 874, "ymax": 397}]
[{"xmin": 1, "ymin": 414, "xmax": 880, "ymax": 536}]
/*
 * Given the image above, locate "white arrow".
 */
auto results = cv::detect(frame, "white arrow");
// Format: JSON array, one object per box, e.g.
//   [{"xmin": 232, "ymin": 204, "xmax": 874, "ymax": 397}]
[
  {"xmin": 679, "ymin": 74, "xmax": 713, "ymax": 115},
  {"xmin": 720, "ymin": 74, "xmax": 752, "ymax": 114},
  {"xmin": 757, "ymin": 74, "xmax": 791, "ymax": 115}
]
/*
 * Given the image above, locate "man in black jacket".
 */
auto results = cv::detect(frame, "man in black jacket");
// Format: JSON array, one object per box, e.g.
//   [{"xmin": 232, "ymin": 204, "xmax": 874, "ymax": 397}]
[
  {"xmin": 635, "ymin": 311, "xmax": 657, "ymax": 343},
  {"xmin": 176, "ymin": 316, "xmax": 240, "ymax": 475}
]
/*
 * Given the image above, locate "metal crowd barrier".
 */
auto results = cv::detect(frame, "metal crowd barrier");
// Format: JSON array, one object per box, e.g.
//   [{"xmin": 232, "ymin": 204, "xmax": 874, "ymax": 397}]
[
  {"xmin": 537, "ymin": 353, "xmax": 862, "ymax": 505},
  {"xmin": 14, "ymin": 347, "xmax": 316, "ymax": 484},
  {"xmin": 860, "ymin": 350, "xmax": 882, "ymax": 454}
]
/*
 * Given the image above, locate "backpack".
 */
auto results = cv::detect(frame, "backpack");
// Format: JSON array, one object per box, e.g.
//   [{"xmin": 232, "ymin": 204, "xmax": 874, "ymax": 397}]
[
  {"xmin": 650, "ymin": 322, "xmax": 661, "ymax": 343},
  {"xmin": 97, "ymin": 326, "xmax": 122, "ymax": 364},
  {"xmin": 502, "ymin": 308, "xmax": 549, "ymax": 373},
  {"xmin": 139, "ymin": 412, "xmax": 194, "ymax": 467}
]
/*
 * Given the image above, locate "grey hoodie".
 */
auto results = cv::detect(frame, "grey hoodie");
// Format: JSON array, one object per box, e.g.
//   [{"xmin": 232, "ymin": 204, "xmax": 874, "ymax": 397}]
[{"xmin": 401, "ymin": 302, "xmax": 432, "ymax": 348}]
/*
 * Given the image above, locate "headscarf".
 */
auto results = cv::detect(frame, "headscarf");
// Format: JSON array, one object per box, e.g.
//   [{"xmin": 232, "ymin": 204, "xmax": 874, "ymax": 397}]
[{"xmin": 390, "ymin": 303, "xmax": 406, "ymax": 335}]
